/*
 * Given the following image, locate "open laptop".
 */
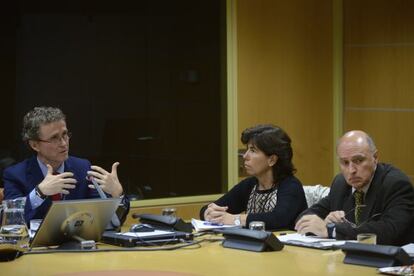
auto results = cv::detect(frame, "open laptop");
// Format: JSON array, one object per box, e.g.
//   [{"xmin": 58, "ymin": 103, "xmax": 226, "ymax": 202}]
[{"xmin": 30, "ymin": 198, "xmax": 120, "ymax": 248}]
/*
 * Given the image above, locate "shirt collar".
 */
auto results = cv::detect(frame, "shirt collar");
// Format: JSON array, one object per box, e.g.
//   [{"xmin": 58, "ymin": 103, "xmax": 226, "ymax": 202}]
[{"xmin": 36, "ymin": 157, "xmax": 65, "ymax": 177}]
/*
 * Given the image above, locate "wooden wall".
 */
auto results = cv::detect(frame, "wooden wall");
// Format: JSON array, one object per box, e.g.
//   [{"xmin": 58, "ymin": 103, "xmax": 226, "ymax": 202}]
[
  {"xmin": 344, "ymin": 0, "xmax": 414, "ymax": 180},
  {"xmin": 236, "ymin": 0, "xmax": 334, "ymax": 185}
]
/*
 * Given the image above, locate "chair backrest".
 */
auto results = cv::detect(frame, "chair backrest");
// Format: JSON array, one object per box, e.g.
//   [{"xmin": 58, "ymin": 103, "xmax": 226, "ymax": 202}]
[{"xmin": 303, "ymin": 185, "xmax": 330, "ymax": 207}]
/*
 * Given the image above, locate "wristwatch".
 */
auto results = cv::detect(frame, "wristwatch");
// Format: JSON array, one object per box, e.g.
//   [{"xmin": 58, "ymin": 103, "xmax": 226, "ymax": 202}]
[
  {"xmin": 326, "ymin": 222, "xmax": 336, "ymax": 239},
  {"xmin": 234, "ymin": 215, "xmax": 241, "ymax": 226},
  {"xmin": 35, "ymin": 185, "xmax": 47, "ymax": 200}
]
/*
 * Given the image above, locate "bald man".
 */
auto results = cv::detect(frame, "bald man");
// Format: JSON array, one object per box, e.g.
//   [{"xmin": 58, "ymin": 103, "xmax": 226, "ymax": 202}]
[{"xmin": 295, "ymin": 130, "xmax": 414, "ymax": 245}]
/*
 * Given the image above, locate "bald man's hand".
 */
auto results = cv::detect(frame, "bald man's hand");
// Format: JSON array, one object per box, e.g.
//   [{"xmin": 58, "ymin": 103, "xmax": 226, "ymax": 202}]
[
  {"xmin": 295, "ymin": 214, "xmax": 328, "ymax": 237},
  {"xmin": 324, "ymin": 211, "xmax": 346, "ymax": 224}
]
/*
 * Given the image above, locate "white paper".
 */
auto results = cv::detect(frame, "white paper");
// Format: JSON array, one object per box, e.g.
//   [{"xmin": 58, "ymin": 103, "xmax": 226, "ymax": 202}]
[
  {"xmin": 191, "ymin": 218, "xmax": 238, "ymax": 232},
  {"xmin": 277, "ymin": 233, "xmax": 347, "ymax": 246},
  {"xmin": 378, "ymin": 266, "xmax": 414, "ymax": 275},
  {"xmin": 402, "ymin": 243, "xmax": 414, "ymax": 257},
  {"xmin": 278, "ymin": 233, "xmax": 335, "ymax": 242},
  {"xmin": 119, "ymin": 230, "xmax": 174, "ymax": 237}
]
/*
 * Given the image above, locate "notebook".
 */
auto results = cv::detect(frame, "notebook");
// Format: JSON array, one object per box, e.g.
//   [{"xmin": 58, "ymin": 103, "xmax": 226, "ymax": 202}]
[{"xmin": 277, "ymin": 233, "xmax": 346, "ymax": 250}]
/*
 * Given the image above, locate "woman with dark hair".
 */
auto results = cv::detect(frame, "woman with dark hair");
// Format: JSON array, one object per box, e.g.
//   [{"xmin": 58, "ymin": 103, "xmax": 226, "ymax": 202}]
[{"xmin": 200, "ymin": 124, "xmax": 307, "ymax": 230}]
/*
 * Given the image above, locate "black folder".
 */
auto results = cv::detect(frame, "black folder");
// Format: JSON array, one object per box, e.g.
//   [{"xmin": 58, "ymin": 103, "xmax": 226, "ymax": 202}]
[{"xmin": 101, "ymin": 230, "xmax": 193, "ymax": 247}]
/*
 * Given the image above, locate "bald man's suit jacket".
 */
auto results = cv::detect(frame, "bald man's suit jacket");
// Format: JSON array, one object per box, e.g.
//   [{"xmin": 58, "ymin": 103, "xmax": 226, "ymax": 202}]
[{"xmin": 299, "ymin": 163, "xmax": 414, "ymax": 245}]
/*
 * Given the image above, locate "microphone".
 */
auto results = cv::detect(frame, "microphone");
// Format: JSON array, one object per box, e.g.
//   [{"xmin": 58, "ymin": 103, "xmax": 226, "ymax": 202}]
[
  {"xmin": 90, "ymin": 176, "xmax": 107, "ymax": 199},
  {"xmin": 88, "ymin": 176, "xmax": 121, "ymax": 228}
]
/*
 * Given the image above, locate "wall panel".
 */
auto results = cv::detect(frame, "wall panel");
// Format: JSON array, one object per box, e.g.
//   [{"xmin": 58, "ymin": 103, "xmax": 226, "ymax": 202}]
[
  {"xmin": 344, "ymin": 0, "xmax": 414, "ymax": 180},
  {"xmin": 237, "ymin": 0, "xmax": 333, "ymax": 185},
  {"xmin": 346, "ymin": 111, "xmax": 414, "ymax": 179}
]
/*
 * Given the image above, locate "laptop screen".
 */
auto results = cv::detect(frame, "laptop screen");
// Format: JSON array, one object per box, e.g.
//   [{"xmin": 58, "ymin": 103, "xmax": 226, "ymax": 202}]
[{"xmin": 30, "ymin": 198, "xmax": 120, "ymax": 248}]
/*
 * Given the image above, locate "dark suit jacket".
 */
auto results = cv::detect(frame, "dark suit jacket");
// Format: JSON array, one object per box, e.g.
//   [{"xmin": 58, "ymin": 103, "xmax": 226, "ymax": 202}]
[
  {"xmin": 299, "ymin": 163, "xmax": 414, "ymax": 245},
  {"xmin": 199, "ymin": 176, "xmax": 307, "ymax": 231},
  {"xmin": 3, "ymin": 156, "xmax": 99, "ymax": 223}
]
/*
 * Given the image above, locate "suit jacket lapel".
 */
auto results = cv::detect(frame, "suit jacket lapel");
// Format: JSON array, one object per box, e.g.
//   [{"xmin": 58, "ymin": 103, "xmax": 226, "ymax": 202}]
[
  {"xmin": 27, "ymin": 157, "xmax": 45, "ymax": 192},
  {"xmin": 342, "ymin": 186, "xmax": 355, "ymax": 222},
  {"xmin": 360, "ymin": 164, "xmax": 385, "ymax": 222}
]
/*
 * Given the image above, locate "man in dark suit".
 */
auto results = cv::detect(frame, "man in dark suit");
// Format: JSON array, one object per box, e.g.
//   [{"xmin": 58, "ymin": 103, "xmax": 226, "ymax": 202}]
[
  {"xmin": 3, "ymin": 106, "xmax": 127, "ymax": 223},
  {"xmin": 295, "ymin": 130, "xmax": 414, "ymax": 245}
]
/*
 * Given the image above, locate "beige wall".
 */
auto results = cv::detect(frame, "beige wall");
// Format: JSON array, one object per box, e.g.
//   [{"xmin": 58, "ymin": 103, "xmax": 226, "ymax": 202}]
[
  {"xmin": 344, "ymin": 0, "xmax": 414, "ymax": 180},
  {"xmin": 236, "ymin": 0, "xmax": 334, "ymax": 185}
]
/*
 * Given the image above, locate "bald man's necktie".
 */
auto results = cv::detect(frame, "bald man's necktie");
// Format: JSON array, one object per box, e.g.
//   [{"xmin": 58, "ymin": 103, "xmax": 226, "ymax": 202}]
[
  {"xmin": 354, "ymin": 190, "xmax": 364, "ymax": 225},
  {"xmin": 51, "ymin": 172, "xmax": 62, "ymax": 201}
]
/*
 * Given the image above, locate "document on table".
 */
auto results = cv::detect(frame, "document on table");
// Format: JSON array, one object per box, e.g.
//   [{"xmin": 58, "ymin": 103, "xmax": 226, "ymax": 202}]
[
  {"xmin": 191, "ymin": 218, "xmax": 239, "ymax": 232},
  {"xmin": 277, "ymin": 233, "xmax": 347, "ymax": 249},
  {"xmin": 120, "ymin": 230, "xmax": 175, "ymax": 237}
]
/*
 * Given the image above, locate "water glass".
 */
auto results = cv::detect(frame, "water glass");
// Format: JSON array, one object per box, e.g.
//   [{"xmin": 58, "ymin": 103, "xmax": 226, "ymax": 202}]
[
  {"xmin": 162, "ymin": 207, "xmax": 177, "ymax": 217},
  {"xmin": 357, "ymin": 233, "xmax": 377, "ymax": 244},
  {"xmin": 249, "ymin": 221, "xmax": 265, "ymax": 231},
  {"xmin": 0, "ymin": 198, "xmax": 29, "ymax": 251}
]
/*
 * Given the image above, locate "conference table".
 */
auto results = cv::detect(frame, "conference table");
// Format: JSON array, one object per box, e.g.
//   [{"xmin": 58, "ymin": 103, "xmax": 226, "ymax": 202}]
[{"xmin": 2, "ymin": 232, "xmax": 379, "ymax": 276}]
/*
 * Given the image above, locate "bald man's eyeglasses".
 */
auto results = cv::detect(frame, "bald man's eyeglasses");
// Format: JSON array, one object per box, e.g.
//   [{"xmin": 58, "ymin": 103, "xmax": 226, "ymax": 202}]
[{"xmin": 37, "ymin": 132, "xmax": 72, "ymax": 145}]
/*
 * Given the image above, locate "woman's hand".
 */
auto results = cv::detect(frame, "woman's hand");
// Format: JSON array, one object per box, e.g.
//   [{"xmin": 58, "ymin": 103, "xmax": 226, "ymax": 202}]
[
  {"xmin": 204, "ymin": 203, "xmax": 246, "ymax": 225},
  {"xmin": 204, "ymin": 203, "xmax": 228, "ymax": 221}
]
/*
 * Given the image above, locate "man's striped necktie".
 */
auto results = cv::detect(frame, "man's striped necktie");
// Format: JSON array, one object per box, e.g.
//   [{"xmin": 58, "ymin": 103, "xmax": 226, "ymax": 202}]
[{"xmin": 354, "ymin": 190, "xmax": 364, "ymax": 225}]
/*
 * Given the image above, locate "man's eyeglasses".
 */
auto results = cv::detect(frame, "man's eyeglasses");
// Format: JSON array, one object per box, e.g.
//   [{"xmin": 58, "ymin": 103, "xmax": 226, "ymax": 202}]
[
  {"xmin": 341, "ymin": 205, "xmax": 365, "ymax": 227},
  {"xmin": 37, "ymin": 132, "xmax": 72, "ymax": 145},
  {"xmin": 341, "ymin": 205, "xmax": 382, "ymax": 228}
]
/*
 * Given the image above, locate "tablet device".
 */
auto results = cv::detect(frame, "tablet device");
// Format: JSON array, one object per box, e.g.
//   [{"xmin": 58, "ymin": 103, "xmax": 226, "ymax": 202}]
[{"xmin": 30, "ymin": 198, "xmax": 120, "ymax": 248}]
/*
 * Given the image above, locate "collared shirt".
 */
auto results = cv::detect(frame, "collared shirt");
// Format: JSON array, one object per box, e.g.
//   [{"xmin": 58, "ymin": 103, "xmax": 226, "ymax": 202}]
[{"xmin": 29, "ymin": 157, "xmax": 65, "ymax": 209}]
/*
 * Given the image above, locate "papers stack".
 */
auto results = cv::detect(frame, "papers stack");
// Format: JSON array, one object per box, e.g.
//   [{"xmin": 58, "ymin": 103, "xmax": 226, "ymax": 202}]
[
  {"xmin": 277, "ymin": 233, "xmax": 347, "ymax": 250},
  {"xmin": 191, "ymin": 218, "xmax": 238, "ymax": 232},
  {"xmin": 378, "ymin": 265, "xmax": 414, "ymax": 275}
]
